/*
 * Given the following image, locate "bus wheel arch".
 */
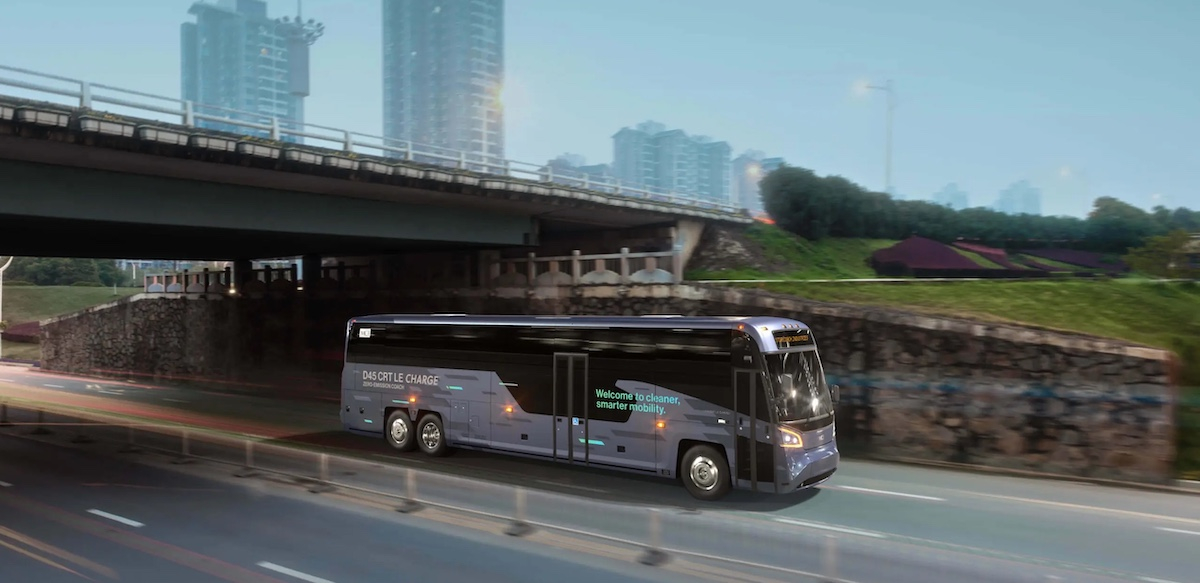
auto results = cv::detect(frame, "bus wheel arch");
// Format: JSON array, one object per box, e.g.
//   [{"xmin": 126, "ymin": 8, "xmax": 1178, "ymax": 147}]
[
  {"xmin": 416, "ymin": 412, "xmax": 451, "ymax": 457},
  {"xmin": 383, "ymin": 408, "xmax": 416, "ymax": 452},
  {"xmin": 677, "ymin": 440, "xmax": 732, "ymax": 501}
]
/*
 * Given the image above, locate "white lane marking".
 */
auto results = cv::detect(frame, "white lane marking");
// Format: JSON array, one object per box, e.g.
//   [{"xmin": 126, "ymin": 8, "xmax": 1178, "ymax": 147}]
[
  {"xmin": 829, "ymin": 484, "xmax": 946, "ymax": 502},
  {"xmin": 774, "ymin": 517, "xmax": 887, "ymax": 539},
  {"xmin": 0, "ymin": 378, "xmax": 15, "ymax": 382},
  {"xmin": 952, "ymin": 490, "xmax": 1200, "ymax": 527},
  {"xmin": 1139, "ymin": 577, "xmax": 1184, "ymax": 583},
  {"xmin": 256, "ymin": 561, "xmax": 336, "ymax": 583},
  {"xmin": 43, "ymin": 384, "xmax": 65, "ymax": 389},
  {"xmin": 161, "ymin": 398, "xmax": 189, "ymax": 403},
  {"xmin": 0, "ymin": 481, "xmax": 11, "ymax": 487},
  {"xmin": 1156, "ymin": 526, "xmax": 1200, "ymax": 536},
  {"xmin": 536, "ymin": 480, "xmax": 607, "ymax": 494},
  {"xmin": 87, "ymin": 509, "xmax": 144, "ymax": 528}
]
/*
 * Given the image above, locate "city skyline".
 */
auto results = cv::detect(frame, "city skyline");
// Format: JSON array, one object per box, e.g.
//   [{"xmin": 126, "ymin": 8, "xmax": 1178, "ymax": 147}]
[
  {"xmin": 382, "ymin": 0, "xmax": 505, "ymax": 165},
  {"xmin": 180, "ymin": 0, "xmax": 322, "ymax": 139},
  {"xmin": 1, "ymin": 0, "xmax": 1194, "ymax": 218}
]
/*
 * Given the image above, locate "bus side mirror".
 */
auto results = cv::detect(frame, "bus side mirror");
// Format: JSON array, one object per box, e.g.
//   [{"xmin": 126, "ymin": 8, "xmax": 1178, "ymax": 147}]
[{"xmin": 830, "ymin": 384, "xmax": 840, "ymax": 405}]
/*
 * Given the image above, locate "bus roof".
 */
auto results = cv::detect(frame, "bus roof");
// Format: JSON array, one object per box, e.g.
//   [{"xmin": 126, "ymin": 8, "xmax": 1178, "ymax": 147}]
[{"xmin": 348, "ymin": 314, "xmax": 812, "ymax": 331}]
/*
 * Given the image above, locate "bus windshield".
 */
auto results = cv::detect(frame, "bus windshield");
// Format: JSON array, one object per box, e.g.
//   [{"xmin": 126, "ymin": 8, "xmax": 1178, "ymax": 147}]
[{"xmin": 763, "ymin": 349, "xmax": 834, "ymax": 423}]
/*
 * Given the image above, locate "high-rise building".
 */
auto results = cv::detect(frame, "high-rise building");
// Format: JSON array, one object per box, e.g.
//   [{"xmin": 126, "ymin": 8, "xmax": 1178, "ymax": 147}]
[
  {"xmin": 382, "ymin": 0, "xmax": 505, "ymax": 167},
  {"xmin": 181, "ymin": 0, "xmax": 324, "ymax": 141},
  {"xmin": 994, "ymin": 180, "xmax": 1043, "ymax": 215},
  {"xmin": 611, "ymin": 121, "xmax": 731, "ymax": 203},
  {"xmin": 730, "ymin": 150, "xmax": 785, "ymax": 213},
  {"xmin": 932, "ymin": 183, "xmax": 970, "ymax": 210}
]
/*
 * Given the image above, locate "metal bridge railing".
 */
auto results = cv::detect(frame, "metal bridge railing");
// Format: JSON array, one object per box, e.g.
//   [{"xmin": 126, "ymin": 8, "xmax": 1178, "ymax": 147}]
[{"xmin": 0, "ymin": 64, "xmax": 744, "ymax": 216}]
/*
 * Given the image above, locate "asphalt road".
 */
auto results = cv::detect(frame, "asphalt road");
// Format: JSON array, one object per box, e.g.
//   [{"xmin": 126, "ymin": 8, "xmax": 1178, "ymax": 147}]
[
  {"xmin": 3, "ymin": 365, "xmax": 1199, "ymax": 583},
  {"xmin": 0, "ymin": 433, "xmax": 715, "ymax": 583}
]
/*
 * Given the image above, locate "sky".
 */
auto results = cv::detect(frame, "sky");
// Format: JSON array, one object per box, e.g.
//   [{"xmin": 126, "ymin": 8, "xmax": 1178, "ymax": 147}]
[{"xmin": 0, "ymin": 0, "xmax": 1196, "ymax": 218}]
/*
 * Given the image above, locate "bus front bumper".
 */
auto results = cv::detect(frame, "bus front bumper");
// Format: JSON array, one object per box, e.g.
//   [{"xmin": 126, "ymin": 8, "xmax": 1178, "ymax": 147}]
[{"xmin": 781, "ymin": 441, "xmax": 839, "ymax": 492}]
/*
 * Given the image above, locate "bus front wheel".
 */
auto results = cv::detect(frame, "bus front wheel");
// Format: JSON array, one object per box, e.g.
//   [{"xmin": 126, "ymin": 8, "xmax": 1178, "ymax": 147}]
[
  {"xmin": 416, "ymin": 414, "xmax": 450, "ymax": 457},
  {"xmin": 385, "ymin": 410, "xmax": 416, "ymax": 452},
  {"xmin": 681, "ymin": 444, "xmax": 731, "ymax": 501}
]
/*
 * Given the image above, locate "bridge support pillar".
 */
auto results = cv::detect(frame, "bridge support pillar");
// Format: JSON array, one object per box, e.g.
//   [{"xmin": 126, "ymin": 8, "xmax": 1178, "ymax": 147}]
[
  {"xmin": 302, "ymin": 254, "xmax": 321, "ymax": 288},
  {"xmin": 232, "ymin": 259, "xmax": 252, "ymax": 292}
]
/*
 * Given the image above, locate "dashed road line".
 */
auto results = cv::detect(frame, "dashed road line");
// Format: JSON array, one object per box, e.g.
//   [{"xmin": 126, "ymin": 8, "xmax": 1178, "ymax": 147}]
[
  {"xmin": 43, "ymin": 384, "xmax": 65, "ymax": 389},
  {"xmin": 828, "ymin": 484, "xmax": 946, "ymax": 501},
  {"xmin": 0, "ymin": 378, "xmax": 15, "ymax": 383},
  {"xmin": 256, "ymin": 561, "xmax": 336, "ymax": 583},
  {"xmin": 1139, "ymin": 577, "xmax": 1183, "ymax": 583},
  {"xmin": 774, "ymin": 517, "xmax": 887, "ymax": 538},
  {"xmin": 86, "ymin": 509, "xmax": 144, "ymax": 528},
  {"xmin": 1156, "ymin": 526, "xmax": 1200, "ymax": 536},
  {"xmin": 0, "ymin": 481, "xmax": 11, "ymax": 487}
]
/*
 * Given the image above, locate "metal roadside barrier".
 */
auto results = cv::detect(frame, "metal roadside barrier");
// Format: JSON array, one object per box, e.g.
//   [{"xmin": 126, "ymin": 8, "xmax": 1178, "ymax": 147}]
[{"xmin": 0, "ymin": 398, "xmax": 1148, "ymax": 583}]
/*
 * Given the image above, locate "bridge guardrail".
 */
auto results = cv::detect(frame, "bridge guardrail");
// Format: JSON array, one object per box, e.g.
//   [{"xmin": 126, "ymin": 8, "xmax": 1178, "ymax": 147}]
[
  {"xmin": 0, "ymin": 397, "xmax": 1146, "ymax": 583},
  {"xmin": 0, "ymin": 64, "xmax": 743, "ymax": 216}
]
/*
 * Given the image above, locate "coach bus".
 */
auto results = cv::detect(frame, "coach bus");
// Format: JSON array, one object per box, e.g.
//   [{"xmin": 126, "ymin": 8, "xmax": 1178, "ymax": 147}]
[{"xmin": 340, "ymin": 314, "xmax": 840, "ymax": 501}]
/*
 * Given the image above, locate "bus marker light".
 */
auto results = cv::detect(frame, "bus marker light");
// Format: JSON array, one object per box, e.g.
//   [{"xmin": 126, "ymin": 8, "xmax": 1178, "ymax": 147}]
[
  {"xmin": 656, "ymin": 421, "xmax": 665, "ymax": 429},
  {"xmin": 505, "ymin": 405, "xmax": 513, "ymax": 413},
  {"xmin": 408, "ymin": 396, "xmax": 417, "ymax": 403}
]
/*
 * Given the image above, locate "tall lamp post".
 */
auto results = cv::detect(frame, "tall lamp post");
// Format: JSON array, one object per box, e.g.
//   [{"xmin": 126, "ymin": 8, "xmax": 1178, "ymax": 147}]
[
  {"xmin": 866, "ymin": 79, "xmax": 895, "ymax": 195},
  {"xmin": 0, "ymin": 256, "xmax": 12, "ymax": 361}
]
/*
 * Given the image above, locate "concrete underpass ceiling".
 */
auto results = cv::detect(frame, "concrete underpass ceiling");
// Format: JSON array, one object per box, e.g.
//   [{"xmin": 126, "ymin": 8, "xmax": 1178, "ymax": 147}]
[{"xmin": 0, "ymin": 215, "xmax": 494, "ymax": 260}]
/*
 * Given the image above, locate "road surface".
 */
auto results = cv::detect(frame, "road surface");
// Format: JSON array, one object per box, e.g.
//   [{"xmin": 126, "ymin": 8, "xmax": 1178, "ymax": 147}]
[
  {"xmin": 2, "ymin": 365, "xmax": 1199, "ymax": 583},
  {"xmin": 0, "ymin": 433, "xmax": 715, "ymax": 583}
]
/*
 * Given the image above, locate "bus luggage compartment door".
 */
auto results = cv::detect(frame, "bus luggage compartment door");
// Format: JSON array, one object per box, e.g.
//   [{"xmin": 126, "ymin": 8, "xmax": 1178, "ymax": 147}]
[{"xmin": 553, "ymin": 352, "xmax": 589, "ymax": 465}]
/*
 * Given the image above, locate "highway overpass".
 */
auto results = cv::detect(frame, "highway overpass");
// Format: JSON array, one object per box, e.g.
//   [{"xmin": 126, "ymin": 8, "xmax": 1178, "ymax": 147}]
[{"xmin": 0, "ymin": 64, "xmax": 750, "ymax": 260}]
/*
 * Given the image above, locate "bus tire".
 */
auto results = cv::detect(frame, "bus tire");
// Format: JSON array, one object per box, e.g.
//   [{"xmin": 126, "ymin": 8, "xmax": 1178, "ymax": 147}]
[
  {"xmin": 385, "ymin": 410, "xmax": 416, "ymax": 452},
  {"xmin": 681, "ymin": 444, "xmax": 731, "ymax": 501},
  {"xmin": 416, "ymin": 413, "xmax": 450, "ymax": 457}
]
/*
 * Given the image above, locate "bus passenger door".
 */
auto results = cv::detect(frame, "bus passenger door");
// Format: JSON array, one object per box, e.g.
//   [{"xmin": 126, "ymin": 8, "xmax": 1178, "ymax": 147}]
[
  {"xmin": 553, "ymin": 353, "xmax": 589, "ymax": 464},
  {"xmin": 733, "ymin": 368, "xmax": 774, "ymax": 492}
]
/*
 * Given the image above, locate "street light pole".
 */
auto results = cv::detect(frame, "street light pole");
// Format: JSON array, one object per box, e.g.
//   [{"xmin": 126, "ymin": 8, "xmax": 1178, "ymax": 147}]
[
  {"xmin": 867, "ymin": 79, "xmax": 895, "ymax": 195},
  {"xmin": 0, "ymin": 256, "xmax": 13, "ymax": 361}
]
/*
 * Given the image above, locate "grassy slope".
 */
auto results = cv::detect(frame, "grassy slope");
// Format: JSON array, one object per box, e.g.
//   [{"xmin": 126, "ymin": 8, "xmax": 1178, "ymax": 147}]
[
  {"xmin": 1, "ymin": 286, "xmax": 140, "ymax": 360},
  {"xmin": 688, "ymin": 224, "xmax": 897, "ymax": 280}
]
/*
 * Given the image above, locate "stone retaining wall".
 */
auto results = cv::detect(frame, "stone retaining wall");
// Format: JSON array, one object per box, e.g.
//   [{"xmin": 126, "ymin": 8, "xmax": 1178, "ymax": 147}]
[{"xmin": 40, "ymin": 284, "xmax": 1179, "ymax": 483}]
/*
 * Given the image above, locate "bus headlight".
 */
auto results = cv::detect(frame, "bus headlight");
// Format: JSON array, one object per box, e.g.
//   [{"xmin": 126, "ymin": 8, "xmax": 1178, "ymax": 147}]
[{"xmin": 779, "ymin": 426, "xmax": 804, "ymax": 449}]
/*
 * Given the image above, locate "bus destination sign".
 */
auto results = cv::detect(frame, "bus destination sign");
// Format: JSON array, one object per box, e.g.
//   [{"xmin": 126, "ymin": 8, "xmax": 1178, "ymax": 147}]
[{"xmin": 772, "ymin": 329, "xmax": 813, "ymax": 349}]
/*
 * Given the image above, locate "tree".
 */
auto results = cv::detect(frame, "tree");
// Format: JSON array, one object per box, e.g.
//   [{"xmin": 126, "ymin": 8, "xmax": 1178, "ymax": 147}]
[
  {"xmin": 1124, "ymin": 230, "xmax": 1198, "ymax": 279},
  {"xmin": 1085, "ymin": 196, "xmax": 1159, "ymax": 253}
]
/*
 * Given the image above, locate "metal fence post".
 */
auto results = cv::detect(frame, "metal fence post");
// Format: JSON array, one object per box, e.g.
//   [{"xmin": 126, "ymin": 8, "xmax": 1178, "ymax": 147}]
[
  {"xmin": 636, "ymin": 509, "xmax": 669, "ymax": 566},
  {"xmin": 0, "ymin": 402, "xmax": 10, "ymax": 427},
  {"xmin": 308, "ymin": 453, "xmax": 334, "ymax": 493},
  {"xmin": 30, "ymin": 409, "xmax": 51, "ymax": 435},
  {"xmin": 234, "ymin": 440, "xmax": 256, "ymax": 477},
  {"xmin": 118, "ymin": 425, "xmax": 140, "ymax": 453},
  {"xmin": 822, "ymin": 535, "xmax": 838, "ymax": 583},
  {"xmin": 504, "ymin": 487, "xmax": 534, "ymax": 537},
  {"xmin": 171, "ymin": 429, "xmax": 194, "ymax": 464},
  {"xmin": 395, "ymin": 467, "xmax": 422, "ymax": 513}
]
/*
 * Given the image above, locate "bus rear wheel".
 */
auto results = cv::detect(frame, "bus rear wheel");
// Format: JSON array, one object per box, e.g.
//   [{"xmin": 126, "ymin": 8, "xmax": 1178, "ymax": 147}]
[
  {"xmin": 681, "ymin": 444, "xmax": 731, "ymax": 501},
  {"xmin": 416, "ymin": 414, "xmax": 450, "ymax": 457},
  {"xmin": 385, "ymin": 410, "xmax": 416, "ymax": 452}
]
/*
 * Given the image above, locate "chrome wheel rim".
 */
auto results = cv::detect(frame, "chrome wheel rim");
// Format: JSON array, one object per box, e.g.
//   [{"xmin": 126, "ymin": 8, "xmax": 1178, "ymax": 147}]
[
  {"xmin": 390, "ymin": 417, "xmax": 408, "ymax": 444},
  {"xmin": 690, "ymin": 456, "xmax": 719, "ymax": 491},
  {"xmin": 421, "ymin": 422, "xmax": 441, "ymax": 450}
]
